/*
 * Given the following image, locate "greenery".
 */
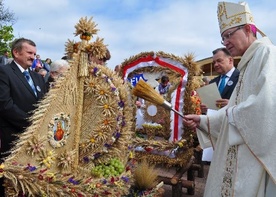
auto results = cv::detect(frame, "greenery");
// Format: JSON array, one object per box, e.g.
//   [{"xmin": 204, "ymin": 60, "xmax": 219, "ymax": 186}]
[
  {"xmin": 0, "ymin": 25, "xmax": 14, "ymax": 54},
  {"xmin": 0, "ymin": 0, "xmax": 16, "ymax": 55}
]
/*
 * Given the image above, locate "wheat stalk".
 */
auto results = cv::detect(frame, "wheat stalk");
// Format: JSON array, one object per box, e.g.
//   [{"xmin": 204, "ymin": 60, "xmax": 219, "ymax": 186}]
[
  {"xmin": 132, "ymin": 80, "xmax": 184, "ymax": 117},
  {"xmin": 132, "ymin": 80, "xmax": 164, "ymax": 105}
]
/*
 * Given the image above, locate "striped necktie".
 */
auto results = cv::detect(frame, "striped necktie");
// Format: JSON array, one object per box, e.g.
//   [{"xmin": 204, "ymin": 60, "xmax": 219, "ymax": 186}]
[
  {"xmin": 23, "ymin": 71, "xmax": 37, "ymax": 97},
  {"xmin": 218, "ymin": 75, "xmax": 226, "ymax": 94}
]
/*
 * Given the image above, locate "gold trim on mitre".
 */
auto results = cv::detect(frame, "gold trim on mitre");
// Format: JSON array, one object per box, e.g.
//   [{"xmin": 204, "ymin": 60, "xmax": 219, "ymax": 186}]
[{"xmin": 217, "ymin": 1, "xmax": 255, "ymax": 34}]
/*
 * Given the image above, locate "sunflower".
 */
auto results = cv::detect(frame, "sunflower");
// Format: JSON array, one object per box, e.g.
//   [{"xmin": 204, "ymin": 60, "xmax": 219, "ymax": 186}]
[
  {"xmin": 100, "ymin": 117, "xmax": 116, "ymax": 131},
  {"xmin": 94, "ymin": 84, "xmax": 112, "ymax": 102},
  {"xmin": 84, "ymin": 76, "xmax": 99, "ymax": 94},
  {"xmin": 26, "ymin": 136, "xmax": 45, "ymax": 156},
  {"xmin": 57, "ymin": 150, "xmax": 76, "ymax": 169},
  {"xmin": 97, "ymin": 98, "xmax": 117, "ymax": 117}
]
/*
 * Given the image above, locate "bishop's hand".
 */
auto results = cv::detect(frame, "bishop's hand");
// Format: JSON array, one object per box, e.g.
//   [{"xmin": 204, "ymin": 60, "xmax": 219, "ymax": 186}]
[{"xmin": 183, "ymin": 114, "xmax": 201, "ymax": 129}]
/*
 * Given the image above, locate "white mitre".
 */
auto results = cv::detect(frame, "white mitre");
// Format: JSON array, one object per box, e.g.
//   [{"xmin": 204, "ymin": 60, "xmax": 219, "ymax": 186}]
[{"xmin": 217, "ymin": 1, "xmax": 255, "ymax": 34}]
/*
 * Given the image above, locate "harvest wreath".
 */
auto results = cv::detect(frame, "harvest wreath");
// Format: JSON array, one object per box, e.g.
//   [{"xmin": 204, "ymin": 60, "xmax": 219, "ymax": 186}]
[
  {"xmin": 0, "ymin": 16, "xmax": 135, "ymax": 197},
  {"xmin": 120, "ymin": 51, "xmax": 202, "ymax": 167}
]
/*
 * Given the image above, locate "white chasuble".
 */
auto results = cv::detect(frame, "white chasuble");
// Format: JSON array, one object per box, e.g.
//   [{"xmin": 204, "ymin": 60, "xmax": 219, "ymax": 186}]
[{"xmin": 197, "ymin": 37, "xmax": 276, "ymax": 197}]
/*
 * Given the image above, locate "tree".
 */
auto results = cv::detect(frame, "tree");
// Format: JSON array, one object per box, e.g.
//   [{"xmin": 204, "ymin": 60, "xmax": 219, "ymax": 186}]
[
  {"xmin": 0, "ymin": 25, "xmax": 14, "ymax": 54},
  {"xmin": 0, "ymin": 0, "xmax": 16, "ymax": 26},
  {"xmin": 0, "ymin": 0, "xmax": 16, "ymax": 54}
]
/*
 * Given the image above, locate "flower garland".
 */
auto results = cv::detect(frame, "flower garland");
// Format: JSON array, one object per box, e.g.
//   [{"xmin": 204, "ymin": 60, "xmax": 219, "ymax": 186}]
[
  {"xmin": 0, "ymin": 161, "xmax": 132, "ymax": 196},
  {"xmin": 79, "ymin": 65, "xmax": 129, "ymax": 166}
]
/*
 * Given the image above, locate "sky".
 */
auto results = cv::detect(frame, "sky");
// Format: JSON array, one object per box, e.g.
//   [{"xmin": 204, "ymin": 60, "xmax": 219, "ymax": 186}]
[{"xmin": 4, "ymin": 0, "xmax": 276, "ymax": 70}]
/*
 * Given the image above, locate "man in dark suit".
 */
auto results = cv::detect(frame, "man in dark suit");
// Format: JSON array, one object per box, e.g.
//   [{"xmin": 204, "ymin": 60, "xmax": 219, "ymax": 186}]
[
  {"xmin": 200, "ymin": 47, "xmax": 239, "ymax": 165},
  {"xmin": 0, "ymin": 38, "xmax": 46, "ymax": 195},
  {"xmin": 201, "ymin": 47, "xmax": 240, "ymax": 114}
]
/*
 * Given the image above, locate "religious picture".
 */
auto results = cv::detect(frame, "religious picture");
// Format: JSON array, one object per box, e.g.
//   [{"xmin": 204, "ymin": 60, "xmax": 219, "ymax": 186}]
[
  {"xmin": 54, "ymin": 121, "xmax": 65, "ymax": 141},
  {"xmin": 48, "ymin": 113, "xmax": 71, "ymax": 148}
]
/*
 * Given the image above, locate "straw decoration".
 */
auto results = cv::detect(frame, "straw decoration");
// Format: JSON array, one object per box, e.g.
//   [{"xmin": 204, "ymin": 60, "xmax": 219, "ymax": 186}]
[
  {"xmin": 132, "ymin": 80, "xmax": 165, "ymax": 106},
  {"xmin": 1, "ymin": 16, "xmax": 135, "ymax": 196}
]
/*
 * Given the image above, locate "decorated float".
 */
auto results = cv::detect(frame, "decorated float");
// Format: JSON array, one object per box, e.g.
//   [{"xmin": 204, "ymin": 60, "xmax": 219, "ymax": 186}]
[
  {"xmin": 0, "ymin": 16, "xmax": 202, "ymax": 197},
  {"xmin": 0, "ymin": 17, "xmax": 139, "ymax": 197},
  {"xmin": 120, "ymin": 50, "xmax": 202, "ymax": 196}
]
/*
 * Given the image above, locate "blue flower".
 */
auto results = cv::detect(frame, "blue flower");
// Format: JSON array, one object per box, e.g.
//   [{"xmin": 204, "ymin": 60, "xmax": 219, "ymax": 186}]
[
  {"xmin": 118, "ymin": 100, "xmax": 124, "ymax": 108},
  {"xmin": 83, "ymin": 156, "xmax": 89, "ymax": 163},
  {"xmin": 93, "ymin": 67, "xmax": 98, "ymax": 75},
  {"xmin": 121, "ymin": 176, "xmax": 129, "ymax": 182}
]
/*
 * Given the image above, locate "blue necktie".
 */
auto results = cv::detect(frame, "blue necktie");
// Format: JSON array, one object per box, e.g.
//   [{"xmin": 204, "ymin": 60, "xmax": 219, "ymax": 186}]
[
  {"xmin": 218, "ymin": 75, "xmax": 226, "ymax": 94},
  {"xmin": 23, "ymin": 71, "xmax": 37, "ymax": 97}
]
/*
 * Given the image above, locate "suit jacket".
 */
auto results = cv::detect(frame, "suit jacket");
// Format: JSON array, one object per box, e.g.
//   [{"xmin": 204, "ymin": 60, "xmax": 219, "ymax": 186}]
[
  {"xmin": 209, "ymin": 68, "xmax": 240, "ymax": 99},
  {"xmin": 0, "ymin": 55, "xmax": 8, "ymax": 66},
  {"xmin": 0, "ymin": 61, "xmax": 46, "ymax": 158}
]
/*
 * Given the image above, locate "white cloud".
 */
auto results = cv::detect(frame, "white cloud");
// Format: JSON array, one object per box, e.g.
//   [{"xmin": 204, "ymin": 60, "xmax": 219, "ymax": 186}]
[{"xmin": 4, "ymin": 0, "xmax": 276, "ymax": 69}]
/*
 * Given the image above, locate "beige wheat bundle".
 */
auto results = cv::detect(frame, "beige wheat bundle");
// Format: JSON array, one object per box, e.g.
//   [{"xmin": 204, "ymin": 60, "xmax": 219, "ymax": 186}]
[
  {"xmin": 132, "ymin": 80, "xmax": 184, "ymax": 117},
  {"xmin": 133, "ymin": 160, "xmax": 158, "ymax": 190},
  {"xmin": 132, "ymin": 80, "xmax": 164, "ymax": 105}
]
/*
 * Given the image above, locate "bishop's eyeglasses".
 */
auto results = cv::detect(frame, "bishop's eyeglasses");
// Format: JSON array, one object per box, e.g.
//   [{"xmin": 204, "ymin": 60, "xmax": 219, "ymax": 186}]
[{"xmin": 221, "ymin": 25, "xmax": 244, "ymax": 45}]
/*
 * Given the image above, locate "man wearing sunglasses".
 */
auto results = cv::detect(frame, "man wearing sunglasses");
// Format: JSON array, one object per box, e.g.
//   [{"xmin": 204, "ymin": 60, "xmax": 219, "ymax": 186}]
[{"xmin": 184, "ymin": 2, "xmax": 276, "ymax": 196}]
